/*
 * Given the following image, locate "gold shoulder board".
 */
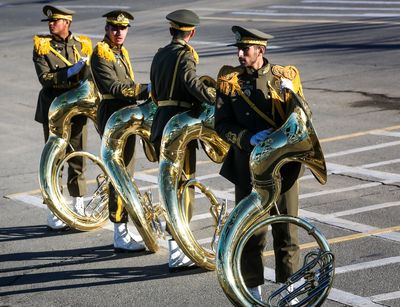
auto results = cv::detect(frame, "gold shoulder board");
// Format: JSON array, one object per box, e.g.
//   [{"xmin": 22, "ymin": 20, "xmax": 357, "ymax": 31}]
[
  {"xmin": 75, "ymin": 35, "xmax": 93, "ymax": 56},
  {"xmin": 272, "ymin": 64, "xmax": 299, "ymax": 81},
  {"xmin": 33, "ymin": 35, "xmax": 52, "ymax": 56},
  {"xmin": 184, "ymin": 44, "xmax": 199, "ymax": 64},
  {"xmin": 217, "ymin": 65, "xmax": 243, "ymax": 96},
  {"xmin": 95, "ymin": 42, "xmax": 116, "ymax": 62}
]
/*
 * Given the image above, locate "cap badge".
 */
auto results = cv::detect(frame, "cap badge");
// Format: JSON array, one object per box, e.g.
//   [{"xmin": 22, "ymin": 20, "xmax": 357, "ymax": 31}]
[
  {"xmin": 47, "ymin": 9, "xmax": 52, "ymax": 17},
  {"xmin": 117, "ymin": 13, "xmax": 125, "ymax": 21},
  {"xmin": 235, "ymin": 31, "xmax": 241, "ymax": 42}
]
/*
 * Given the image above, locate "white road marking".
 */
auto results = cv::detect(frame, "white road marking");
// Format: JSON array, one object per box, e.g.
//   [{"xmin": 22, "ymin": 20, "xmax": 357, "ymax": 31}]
[
  {"xmin": 325, "ymin": 140, "xmax": 400, "ymax": 158},
  {"xmin": 270, "ymin": 5, "xmax": 400, "ymax": 11},
  {"xmin": 371, "ymin": 291, "xmax": 400, "ymax": 302},
  {"xmin": 232, "ymin": 11, "xmax": 400, "ymax": 17},
  {"xmin": 336, "ymin": 256, "xmax": 400, "ymax": 274},
  {"xmin": 369, "ymin": 130, "xmax": 400, "ymax": 138},
  {"xmin": 330, "ymin": 201, "xmax": 400, "ymax": 217},
  {"xmin": 327, "ymin": 162, "xmax": 400, "ymax": 181},
  {"xmin": 328, "ymin": 288, "xmax": 384, "ymax": 307},
  {"xmin": 302, "ymin": 0, "xmax": 400, "ymax": 4}
]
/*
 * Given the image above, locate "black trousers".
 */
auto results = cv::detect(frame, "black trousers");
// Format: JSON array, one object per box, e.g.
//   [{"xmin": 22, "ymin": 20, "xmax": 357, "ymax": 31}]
[
  {"xmin": 43, "ymin": 115, "xmax": 87, "ymax": 197},
  {"xmin": 236, "ymin": 181, "xmax": 300, "ymax": 287}
]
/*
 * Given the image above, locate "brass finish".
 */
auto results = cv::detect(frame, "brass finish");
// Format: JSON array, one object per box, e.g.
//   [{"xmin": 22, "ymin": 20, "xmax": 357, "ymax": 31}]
[
  {"xmin": 215, "ymin": 90, "xmax": 334, "ymax": 306},
  {"xmin": 100, "ymin": 100, "xmax": 161, "ymax": 252},
  {"xmin": 39, "ymin": 80, "xmax": 110, "ymax": 230},
  {"xmin": 159, "ymin": 100, "xmax": 230, "ymax": 270}
]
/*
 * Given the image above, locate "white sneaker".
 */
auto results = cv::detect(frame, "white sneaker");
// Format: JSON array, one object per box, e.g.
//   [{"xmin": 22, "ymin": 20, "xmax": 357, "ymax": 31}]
[
  {"xmin": 72, "ymin": 197, "xmax": 85, "ymax": 216},
  {"xmin": 168, "ymin": 239, "xmax": 197, "ymax": 272},
  {"xmin": 46, "ymin": 210, "xmax": 68, "ymax": 230},
  {"xmin": 113, "ymin": 223, "xmax": 146, "ymax": 253},
  {"xmin": 248, "ymin": 286, "xmax": 262, "ymax": 301}
]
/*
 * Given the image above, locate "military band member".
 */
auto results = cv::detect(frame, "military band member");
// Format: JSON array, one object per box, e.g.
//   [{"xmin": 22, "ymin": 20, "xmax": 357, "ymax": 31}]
[
  {"xmin": 215, "ymin": 26, "xmax": 304, "ymax": 301},
  {"xmin": 149, "ymin": 9, "xmax": 216, "ymax": 270},
  {"xmin": 33, "ymin": 5, "xmax": 91, "ymax": 230},
  {"xmin": 90, "ymin": 10, "xmax": 149, "ymax": 252}
]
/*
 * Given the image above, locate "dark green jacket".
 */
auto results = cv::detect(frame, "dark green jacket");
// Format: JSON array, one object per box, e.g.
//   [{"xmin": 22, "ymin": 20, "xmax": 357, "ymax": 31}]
[
  {"xmin": 215, "ymin": 58, "xmax": 302, "ymax": 192},
  {"xmin": 33, "ymin": 32, "xmax": 92, "ymax": 124},
  {"xmin": 90, "ymin": 36, "xmax": 148, "ymax": 134},
  {"xmin": 149, "ymin": 39, "xmax": 215, "ymax": 144}
]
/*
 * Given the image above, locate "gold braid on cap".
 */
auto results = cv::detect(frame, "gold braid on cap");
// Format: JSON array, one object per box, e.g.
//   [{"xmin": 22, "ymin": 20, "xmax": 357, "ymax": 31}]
[
  {"xmin": 237, "ymin": 37, "xmax": 267, "ymax": 46},
  {"xmin": 49, "ymin": 14, "xmax": 72, "ymax": 21},
  {"xmin": 33, "ymin": 35, "xmax": 52, "ymax": 55},
  {"xmin": 169, "ymin": 21, "xmax": 195, "ymax": 31}
]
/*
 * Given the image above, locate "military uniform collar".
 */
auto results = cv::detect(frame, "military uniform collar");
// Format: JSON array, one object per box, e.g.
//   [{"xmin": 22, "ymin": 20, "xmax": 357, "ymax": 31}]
[
  {"xmin": 171, "ymin": 38, "xmax": 187, "ymax": 47},
  {"xmin": 52, "ymin": 31, "xmax": 72, "ymax": 43},
  {"xmin": 103, "ymin": 35, "xmax": 123, "ymax": 51},
  {"xmin": 244, "ymin": 58, "xmax": 270, "ymax": 76}
]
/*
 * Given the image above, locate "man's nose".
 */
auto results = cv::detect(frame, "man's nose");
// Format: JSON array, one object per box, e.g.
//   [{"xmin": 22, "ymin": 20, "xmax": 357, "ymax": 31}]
[{"xmin": 238, "ymin": 49, "xmax": 244, "ymax": 57}]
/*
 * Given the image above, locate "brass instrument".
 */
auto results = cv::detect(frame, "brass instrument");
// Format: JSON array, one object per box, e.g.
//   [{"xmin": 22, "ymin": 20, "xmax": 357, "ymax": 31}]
[
  {"xmin": 100, "ymin": 100, "xmax": 162, "ymax": 253},
  {"xmin": 159, "ymin": 101, "xmax": 230, "ymax": 270},
  {"xmin": 216, "ymin": 89, "xmax": 335, "ymax": 306},
  {"xmin": 39, "ymin": 80, "xmax": 110, "ymax": 230}
]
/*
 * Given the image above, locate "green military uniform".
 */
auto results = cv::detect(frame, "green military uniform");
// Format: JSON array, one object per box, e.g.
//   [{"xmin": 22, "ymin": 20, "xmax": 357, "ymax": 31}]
[
  {"xmin": 90, "ymin": 10, "xmax": 148, "ymax": 223},
  {"xmin": 215, "ymin": 26, "xmax": 303, "ymax": 287},
  {"xmin": 149, "ymin": 9, "xmax": 215, "ymax": 222},
  {"xmin": 33, "ymin": 5, "xmax": 91, "ymax": 197}
]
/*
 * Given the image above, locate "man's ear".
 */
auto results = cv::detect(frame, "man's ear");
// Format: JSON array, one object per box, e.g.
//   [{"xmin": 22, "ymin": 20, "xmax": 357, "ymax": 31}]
[{"xmin": 189, "ymin": 28, "xmax": 196, "ymax": 39}]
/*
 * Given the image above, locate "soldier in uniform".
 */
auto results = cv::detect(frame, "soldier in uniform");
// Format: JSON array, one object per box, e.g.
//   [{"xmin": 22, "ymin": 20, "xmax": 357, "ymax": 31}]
[
  {"xmin": 33, "ymin": 5, "xmax": 92, "ymax": 230},
  {"xmin": 215, "ymin": 26, "xmax": 304, "ymax": 301},
  {"xmin": 149, "ymin": 9, "xmax": 216, "ymax": 270},
  {"xmin": 90, "ymin": 10, "xmax": 149, "ymax": 252}
]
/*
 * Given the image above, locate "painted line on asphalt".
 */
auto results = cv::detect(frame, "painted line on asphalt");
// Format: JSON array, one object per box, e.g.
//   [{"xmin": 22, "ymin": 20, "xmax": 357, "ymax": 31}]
[
  {"xmin": 370, "ymin": 291, "xmax": 400, "ymax": 303},
  {"xmin": 325, "ymin": 140, "xmax": 400, "ymax": 158},
  {"xmin": 369, "ymin": 130, "xmax": 400, "ymax": 138},
  {"xmin": 302, "ymin": 0, "xmax": 400, "ymax": 4},
  {"xmin": 330, "ymin": 200, "xmax": 400, "ymax": 217},
  {"xmin": 320, "ymin": 125, "xmax": 400, "ymax": 143},
  {"xmin": 201, "ymin": 16, "xmax": 400, "ymax": 25},
  {"xmin": 269, "ymin": 5, "xmax": 400, "ymax": 11},
  {"xmin": 232, "ymin": 11, "xmax": 400, "ymax": 17},
  {"xmin": 335, "ymin": 256, "xmax": 400, "ymax": 274},
  {"xmin": 327, "ymin": 162, "xmax": 400, "ymax": 181}
]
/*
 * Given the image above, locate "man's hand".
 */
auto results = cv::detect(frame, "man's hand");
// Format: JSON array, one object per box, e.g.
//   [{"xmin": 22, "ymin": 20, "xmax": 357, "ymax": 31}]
[
  {"xmin": 280, "ymin": 78, "xmax": 294, "ymax": 93},
  {"xmin": 67, "ymin": 57, "xmax": 87, "ymax": 78},
  {"xmin": 250, "ymin": 128, "xmax": 274, "ymax": 146}
]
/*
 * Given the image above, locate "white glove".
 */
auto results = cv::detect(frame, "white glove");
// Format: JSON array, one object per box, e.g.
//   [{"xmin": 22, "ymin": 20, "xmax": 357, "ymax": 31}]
[{"xmin": 280, "ymin": 78, "xmax": 294, "ymax": 93}]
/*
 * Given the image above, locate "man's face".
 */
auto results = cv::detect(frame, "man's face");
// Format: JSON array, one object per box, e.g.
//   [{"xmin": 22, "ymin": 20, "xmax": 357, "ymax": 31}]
[
  {"xmin": 237, "ymin": 45, "xmax": 262, "ymax": 68},
  {"xmin": 106, "ymin": 24, "xmax": 129, "ymax": 46},
  {"xmin": 48, "ymin": 19, "xmax": 69, "ymax": 37}
]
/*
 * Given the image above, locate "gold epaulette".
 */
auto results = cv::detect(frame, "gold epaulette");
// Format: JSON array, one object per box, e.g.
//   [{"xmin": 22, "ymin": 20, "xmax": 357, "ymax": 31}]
[
  {"xmin": 33, "ymin": 35, "xmax": 52, "ymax": 56},
  {"xmin": 271, "ymin": 65, "xmax": 304, "ymax": 98},
  {"xmin": 217, "ymin": 65, "xmax": 244, "ymax": 96},
  {"xmin": 95, "ymin": 42, "xmax": 116, "ymax": 62},
  {"xmin": 185, "ymin": 44, "xmax": 199, "ymax": 64},
  {"xmin": 75, "ymin": 35, "xmax": 93, "ymax": 56}
]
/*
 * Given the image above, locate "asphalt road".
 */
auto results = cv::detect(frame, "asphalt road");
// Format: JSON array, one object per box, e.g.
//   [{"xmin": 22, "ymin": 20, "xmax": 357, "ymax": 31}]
[{"xmin": 1, "ymin": 0, "xmax": 400, "ymax": 306}]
